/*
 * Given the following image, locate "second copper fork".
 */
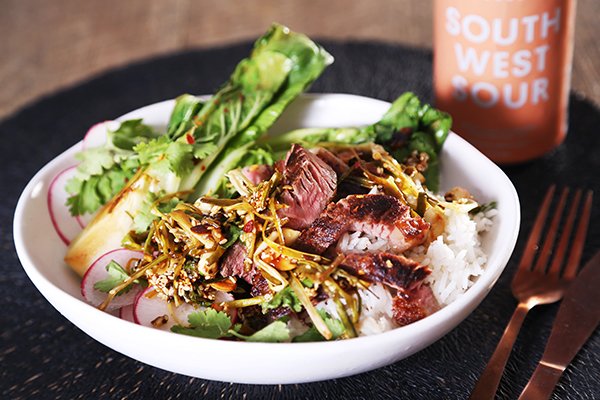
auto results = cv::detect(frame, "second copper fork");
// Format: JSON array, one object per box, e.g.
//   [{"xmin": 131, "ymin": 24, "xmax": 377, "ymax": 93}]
[{"xmin": 469, "ymin": 185, "xmax": 593, "ymax": 400}]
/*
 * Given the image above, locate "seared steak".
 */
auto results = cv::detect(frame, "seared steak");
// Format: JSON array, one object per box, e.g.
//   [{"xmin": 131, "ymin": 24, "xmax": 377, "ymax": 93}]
[
  {"xmin": 278, "ymin": 144, "xmax": 337, "ymax": 230},
  {"xmin": 220, "ymin": 242, "xmax": 270, "ymax": 296},
  {"xmin": 392, "ymin": 284, "xmax": 440, "ymax": 326},
  {"xmin": 313, "ymin": 147, "xmax": 349, "ymax": 176},
  {"xmin": 294, "ymin": 194, "xmax": 430, "ymax": 254},
  {"xmin": 241, "ymin": 164, "xmax": 273, "ymax": 185},
  {"xmin": 339, "ymin": 252, "xmax": 430, "ymax": 290}
]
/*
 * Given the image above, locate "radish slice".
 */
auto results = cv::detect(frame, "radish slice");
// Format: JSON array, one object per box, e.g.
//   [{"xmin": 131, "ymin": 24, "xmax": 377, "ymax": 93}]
[
  {"xmin": 48, "ymin": 165, "xmax": 82, "ymax": 245},
  {"xmin": 133, "ymin": 288, "xmax": 200, "ymax": 330},
  {"xmin": 75, "ymin": 211, "xmax": 96, "ymax": 228},
  {"xmin": 81, "ymin": 248, "xmax": 144, "ymax": 311},
  {"xmin": 81, "ymin": 120, "xmax": 119, "ymax": 150},
  {"xmin": 119, "ymin": 305, "xmax": 136, "ymax": 323},
  {"xmin": 48, "ymin": 165, "xmax": 97, "ymax": 243},
  {"xmin": 214, "ymin": 290, "xmax": 237, "ymax": 323}
]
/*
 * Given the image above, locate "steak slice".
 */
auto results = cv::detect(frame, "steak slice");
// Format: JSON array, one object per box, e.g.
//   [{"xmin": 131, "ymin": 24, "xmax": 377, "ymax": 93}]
[
  {"xmin": 241, "ymin": 164, "xmax": 273, "ymax": 186},
  {"xmin": 392, "ymin": 284, "xmax": 440, "ymax": 326},
  {"xmin": 278, "ymin": 144, "xmax": 337, "ymax": 230},
  {"xmin": 339, "ymin": 252, "xmax": 430, "ymax": 290},
  {"xmin": 220, "ymin": 242, "xmax": 270, "ymax": 296},
  {"xmin": 312, "ymin": 147, "xmax": 349, "ymax": 176},
  {"xmin": 294, "ymin": 194, "xmax": 430, "ymax": 254}
]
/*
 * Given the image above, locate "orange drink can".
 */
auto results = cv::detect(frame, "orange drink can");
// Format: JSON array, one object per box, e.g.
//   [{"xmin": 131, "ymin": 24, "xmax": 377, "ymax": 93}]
[{"xmin": 433, "ymin": 0, "xmax": 577, "ymax": 164}]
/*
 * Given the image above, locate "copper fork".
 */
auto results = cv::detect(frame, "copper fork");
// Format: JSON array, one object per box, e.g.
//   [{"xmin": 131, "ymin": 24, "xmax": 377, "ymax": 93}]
[{"xmin": 469, "ymin": 185, "xmax": 593, "ymax": 400}]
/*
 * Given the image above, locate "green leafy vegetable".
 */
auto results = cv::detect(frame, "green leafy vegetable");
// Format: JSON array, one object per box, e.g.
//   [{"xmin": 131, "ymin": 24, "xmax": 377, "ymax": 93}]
[
  {"xmin": 171, "ymin": 309, "xmax": 233, "ymax": 339},
  {"xmin": 65, "ymin": 120, "xmax": 159, "ymax": 215},
  {"xmin": 167, "ymin": 95, "xmax": 205, "ymax": 140},
  {"xmin": 65, "ymin": 24, "xmax": 332, "ymax": 275},
  {"xmin": 222, "ymin": 225, "xmax": 243, "ymax": 249},
  {"xmin": 229, "ymin": 320, "xmax": 290, "ymax": 343},
  {"xmin": 259, "ymin": 92, "xmax": 452, "ymax": 192},
  {"xmin": 109, "ymin": 119, "xmax": 160, "ymax": 151},
  {"xmin": 93, "ymin": 260, "xmax": 132, "ymax": 294},
  {"xmin": 261, "ymin": 285, "xmax": 303, "ymax": 313},
  {"xmin": 469, "ymin": 201, "xmax": 497, "ymax": 216},
  {"xmin": 293, "ymin": 310, "xmax": 345, "ymax": 342}
]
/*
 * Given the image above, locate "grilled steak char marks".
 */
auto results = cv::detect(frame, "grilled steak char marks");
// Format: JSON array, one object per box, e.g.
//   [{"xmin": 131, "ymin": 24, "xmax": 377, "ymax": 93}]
[
  {"xmin": 278, "ymin": 144, "xmax": 337, "ymax": 230},
  {"xmin": 392, "ymin": 285, "xmax": 440, "ymax": 326},
  {"xmin": 294, "ymin": 194, "xmax": 430, "ymax": 255},
  {"xmin": 341, "ymin": 252, "xmax": 440, "ymax": 326},
  {"xmin": 340, "ymin": 252, "xmax": 430, "ymax": 290}
]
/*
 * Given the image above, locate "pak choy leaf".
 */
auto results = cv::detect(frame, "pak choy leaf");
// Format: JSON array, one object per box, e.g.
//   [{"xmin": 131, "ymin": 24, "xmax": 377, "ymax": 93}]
[
  {"xmin": 258, "ymin": 92, "xmax": 452, "ymax": 192},
  {"xmin": 65, "ymin": 24, "xmax": 332, "ymax": 276},
  {"xmin": 167, "ymin": 94, "xmax": 205, "ymax": 140},
  {"xmin": 190, "ymin": 23, "xmax": 333, "ymax": 196}
]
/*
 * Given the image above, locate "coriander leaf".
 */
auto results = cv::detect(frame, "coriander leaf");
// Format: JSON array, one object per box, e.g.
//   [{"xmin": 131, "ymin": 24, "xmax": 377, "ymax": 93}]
[
  {"xmin": 171, "ymin": 309, "xmax": 232, "ymax": 339},
  {"xmin": 134, "ymin": 137, "xmax": 195, "ymax": 177},
  {"xmin": 229, "ymin": 320, "xmax": 290, "ymax": 342},
  {"xmin": 293, "ymin": 310, "xmax": 345, "ymax": 342},
  {"xmin": 193, "ymin": 143, "xmax": 219, "ymax": 160},
  {"xmin": 222, "ymin": 225, "xmax": 242, "ymax": 249},
  {"xmin": 109, "ymin": 119, "xmax": 160, "ymax": 151},
  {"xmin": 132, "ymin": 192, "xmax": 158, "ymax": 233},
  {"xmin": 132, "ymin": 192, "xmax": 182, "ymax": 233},
  {"xmin": 93, "ymin": 260, "xmax": 132, "ymax": 295},
  {"xmin": 261, "ymin": 286, "xmax": 302, "ymax": 313},
  {"xmin": 75, "ymin": 147, "xmax": 115, "ymax": 176},
  {"xmin": 66, "ymin": 163, "xmax": 138, "ymax": 215},
  {"xmin": 165, "ymin": 142, "xmax": 194, "ymax": 176}
]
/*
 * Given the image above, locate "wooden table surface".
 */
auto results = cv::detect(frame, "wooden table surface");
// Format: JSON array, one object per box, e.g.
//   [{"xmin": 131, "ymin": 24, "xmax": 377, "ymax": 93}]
[{"xmin": 2, "ymin": 0, "xmax": 599, "ymax": 120}]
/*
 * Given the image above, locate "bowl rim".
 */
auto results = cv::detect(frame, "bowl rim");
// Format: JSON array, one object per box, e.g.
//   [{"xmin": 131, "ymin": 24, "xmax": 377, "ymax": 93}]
[{"xmin": 13, "ymin": 92, "xmax": 520, "ymax": 382}]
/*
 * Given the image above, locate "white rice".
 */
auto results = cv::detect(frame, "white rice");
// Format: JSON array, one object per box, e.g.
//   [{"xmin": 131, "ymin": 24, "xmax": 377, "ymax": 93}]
[
  {"xmin": 331, "ymin": 201, "xmax": 496, "ymax": 335},
  {"xmin": 316, "ymin": 283, "xmax": 396, "ymax": 336},
  {"xmin": 409, "ymin": 205, "xmax": 496, "ymax": 304}
]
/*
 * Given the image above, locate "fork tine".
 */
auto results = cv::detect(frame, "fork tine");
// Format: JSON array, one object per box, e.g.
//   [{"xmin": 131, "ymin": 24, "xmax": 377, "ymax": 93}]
[
  {"xmin": 517, "ymin": 185, "xmax": 556, "ymax": 272},
  {"xmin": 562, "ymin": 190, "xmax": 593, "ymax": 280},
  {"xmin": 532, "ymin": 187, "xmax": 569, "ymax": 272},
  {"xmin": 547, "ymin": 189, "xmax": 581, "ymax": 275}
]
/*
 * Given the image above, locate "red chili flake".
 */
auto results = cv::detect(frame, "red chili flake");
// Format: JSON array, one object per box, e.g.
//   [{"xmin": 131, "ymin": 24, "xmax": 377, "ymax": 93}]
[
  {"xmin": 201, "ymin": 165, "xmax": 206, "ymax": 171},
  {"xmin": 243, "ymin": 220, "xmax": 254, "ymax": 233},
  {"xmin": 186, "ymin": 133, "xmax": 195, "ymax": 144},
  {"xmin": 223, "ymin": 107, "xmax": 229, "ymax": 113}
]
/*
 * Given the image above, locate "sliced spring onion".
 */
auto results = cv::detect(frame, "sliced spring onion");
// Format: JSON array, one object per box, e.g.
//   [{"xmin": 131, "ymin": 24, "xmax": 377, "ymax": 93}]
[{"xmin": 289, "ymin": 274, "xmax": 332, "ymax": 340}]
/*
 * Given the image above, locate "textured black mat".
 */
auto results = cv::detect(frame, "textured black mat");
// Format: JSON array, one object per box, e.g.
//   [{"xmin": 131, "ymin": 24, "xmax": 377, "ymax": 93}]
[{"xmin": 1, "ymin": 40, "xmax": 599, "ymax": 400}]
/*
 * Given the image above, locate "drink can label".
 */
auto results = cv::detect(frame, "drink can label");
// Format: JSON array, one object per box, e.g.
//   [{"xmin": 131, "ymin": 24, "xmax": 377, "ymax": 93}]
[{"xmin": 434, "ymin": 0, "xmax": 576, "ymax": 164}]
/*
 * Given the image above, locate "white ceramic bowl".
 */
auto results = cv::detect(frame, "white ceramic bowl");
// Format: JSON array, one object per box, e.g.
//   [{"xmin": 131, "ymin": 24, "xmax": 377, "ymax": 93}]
[{"xmin": 13, "ymin": 94, "xmax": 520, "ymax": 384}]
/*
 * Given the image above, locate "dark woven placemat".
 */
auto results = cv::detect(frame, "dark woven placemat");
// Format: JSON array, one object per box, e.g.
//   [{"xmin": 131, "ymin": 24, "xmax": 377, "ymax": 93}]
[{"xmin": 1, "ymin": 41, "xmax": 598, "ymax": 400}]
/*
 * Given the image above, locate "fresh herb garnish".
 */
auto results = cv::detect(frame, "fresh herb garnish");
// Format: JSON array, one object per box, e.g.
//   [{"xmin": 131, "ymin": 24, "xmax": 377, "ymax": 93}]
[
  {"xmin": 293, "ymin": 310, "xmax": 345, "ymax": 342},
  {"xmin": 261, "ymin": 285, "xmax": 302, "ymax": 313},
  {"xmin": 94, "ymin": 260, "xmax": 133, "ymax": 295},
  {"xmin": 222, "ymin": 225, "xmax": 243, "ymax": 249},
  {"xmin": 170, "ymin": 309, "xmax": 234, "ymax": 339},
  {"xmin": 229, "ymin": 320, "xmax": 290, "ymax": 343},
  {"xmin": 469, "ymin": 201, "xmax": 497, "ymax": 216}
]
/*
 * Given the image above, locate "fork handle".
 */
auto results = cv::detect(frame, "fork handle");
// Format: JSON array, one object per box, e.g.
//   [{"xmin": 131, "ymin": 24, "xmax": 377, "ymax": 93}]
[{"xmin": 469, "ymin": 302, "xmax": 531, "ymax": 400}]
